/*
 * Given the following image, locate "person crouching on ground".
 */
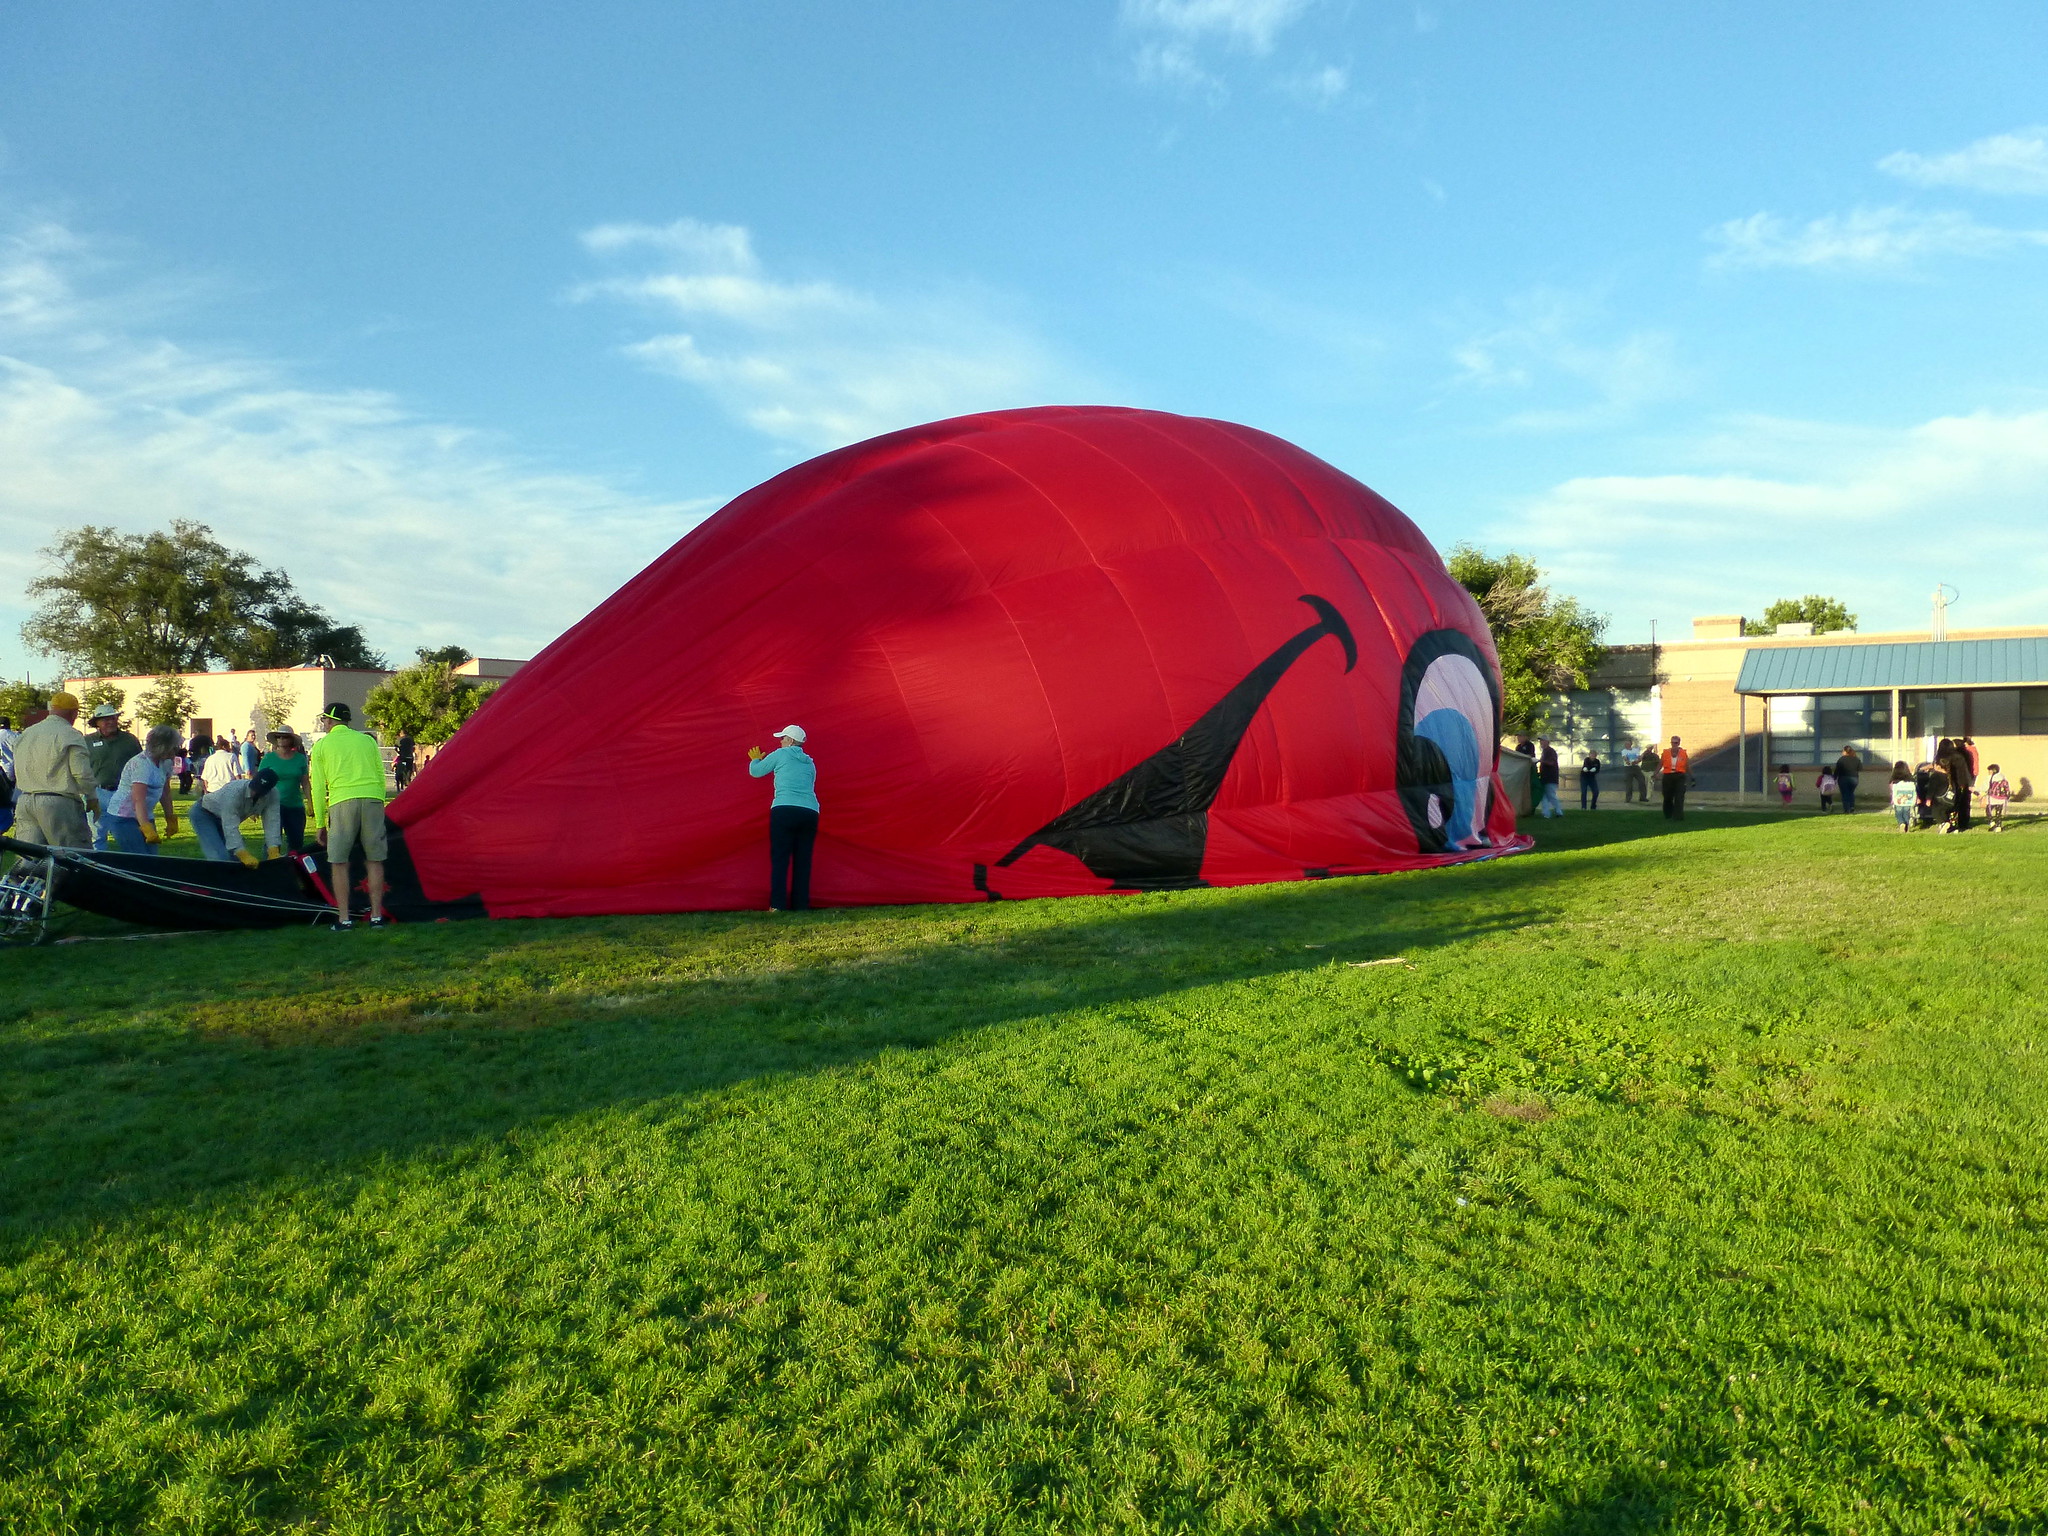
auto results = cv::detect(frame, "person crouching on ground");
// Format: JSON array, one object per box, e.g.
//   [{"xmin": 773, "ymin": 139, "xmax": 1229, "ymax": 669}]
[
  {"xmin": 192, "ymin": 767, "xmax": 281, "ymax": 865},
  {"xmin": 1889, "ymin": 761, "xmax": 1915, "ymax": 833},
  {"xmin": 1536, "ymin": 739, "xmax": 1562, "ymax": 817},
  {"xmin": 1985, "ymin": 764, "xmax": 2011, "ymax": 831},
  {"xmin": 100, "ymin": 725, "xmax": 181, "ymax": 855},
  {"xmin": 747, "ymin": 724, "xmax": 819, "ymax": 911},
  {"xmin": 260, "ymin": 730, "xmax": 311, "ymax": 852},
  {"xmin": 308, "ymin": 702, "xmax": 389, "ymax": 928}
]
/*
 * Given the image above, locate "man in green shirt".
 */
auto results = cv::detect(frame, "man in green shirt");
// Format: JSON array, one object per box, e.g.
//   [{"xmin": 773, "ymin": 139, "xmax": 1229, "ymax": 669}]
[
  {"xmin": 86, "ymin": 703, "xmax": 143, "ymax": 852},
  {"xmin": 308, "ymin": 702, "xmax": 389, "ymax": 928}
]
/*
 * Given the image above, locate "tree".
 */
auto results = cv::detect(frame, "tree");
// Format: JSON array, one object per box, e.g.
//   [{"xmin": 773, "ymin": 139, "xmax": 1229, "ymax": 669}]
[
  {"xmin": 0, "ymin": 678, "xmax": 49, "ymax": 727},
  {"xmin": 22, "ymin": 522, "xmax": 387, "ymax": 676},
  {"xmin": 1444, "ymin": 545, "xmax": 1609, "ymax": 733},
  {"xmin": 415, "ymin": 645, "xmax": 473, "ymax": 668},
  {"xmin": 134, "ymin": 675, "xmax": 202, "ymax": 729},
  {"xmin": 363, "ymin": 661, "xmax": 498, "ymax": 746},
  {"xmin": 1743, "ymin": 596, "xmax": 1857, "ymax": 636},
  {"xmin": 253, "ymin": 675, "xmax": 300, "ymax": 737},
  {"xmin": 79, "ymin": 680, "xmax": 126, "ymax": 715}
]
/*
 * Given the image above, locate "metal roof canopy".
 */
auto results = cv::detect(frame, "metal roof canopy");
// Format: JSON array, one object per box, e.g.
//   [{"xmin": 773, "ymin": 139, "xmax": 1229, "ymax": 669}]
[{"xmin": 1735, "ymin": 638, "xmax": 2048, "ymax": 694}]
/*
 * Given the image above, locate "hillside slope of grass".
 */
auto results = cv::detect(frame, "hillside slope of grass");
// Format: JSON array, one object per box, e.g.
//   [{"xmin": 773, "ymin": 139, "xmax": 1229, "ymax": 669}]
[{"xmin": 4, "ymin": 811, "xmax": 2046, "ymax": 1533}]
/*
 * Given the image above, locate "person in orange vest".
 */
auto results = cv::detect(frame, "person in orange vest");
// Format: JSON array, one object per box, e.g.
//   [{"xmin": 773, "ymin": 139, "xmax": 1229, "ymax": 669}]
[{"xmin": 1659, "ymin": 735, "xmax": 1691, "ymax": 819}]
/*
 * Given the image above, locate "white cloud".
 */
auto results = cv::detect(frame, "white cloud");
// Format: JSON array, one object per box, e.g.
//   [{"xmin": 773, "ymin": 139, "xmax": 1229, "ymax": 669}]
[
  {"xmin": 1489, "ymin": 409, "xmax": 2048, "ymax": 634},
  {"xmin": 1119, "ymin": 0, "xmax": 1342, "ymax": 103},
  {"xmin": 1122, "ymin": 0, "xmax": 1315, "ymax": 54},
  {"xmin": 1881, "ymin": 128, "xmax": 2048, "ymax": 196},
  {"xmin": 574, "ymin": 219, "xmax": 1087, "ymax": 450},
  {"xmin": 1707, "ymin": 206, "xmax": 2048, "ymax": 271},
  {"xmin": 1450, "ymin": 292, "xmax": 1684, "ymax": 432},
  {"xmin": 0, "ymin": 219, "xmax": 706, "ymax": 673}
]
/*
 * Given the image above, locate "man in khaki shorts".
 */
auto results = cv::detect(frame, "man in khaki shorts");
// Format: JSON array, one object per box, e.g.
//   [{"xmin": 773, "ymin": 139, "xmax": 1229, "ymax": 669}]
[{"xmin": 308, "ymin": 701, "xmax": 389, "ymax": 928}]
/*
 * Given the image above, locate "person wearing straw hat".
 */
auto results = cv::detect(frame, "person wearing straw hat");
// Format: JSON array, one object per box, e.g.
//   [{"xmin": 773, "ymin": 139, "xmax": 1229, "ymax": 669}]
[
  {"xmin": 747, "ymin": 724, "xmax": 819, "ymax": 911},
  {"xmin": 11, "ymin": 691, "xmax": 95, "ymax": 848}
]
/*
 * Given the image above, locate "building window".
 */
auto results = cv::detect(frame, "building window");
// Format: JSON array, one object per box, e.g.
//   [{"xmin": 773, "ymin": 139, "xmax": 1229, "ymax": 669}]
[{"xmin": 1902, "ymin": 687, "xmax": 2048, "ymax": 737}]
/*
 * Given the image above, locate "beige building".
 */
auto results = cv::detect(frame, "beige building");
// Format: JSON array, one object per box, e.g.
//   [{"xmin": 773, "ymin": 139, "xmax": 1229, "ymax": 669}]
[
  {"xmin": 1540, "ymin": 618, "xmax": 2048, "ymax": 799},
  {"xmin": 66, "ymin": 657, "xmax": 526, "ymax": 744}
]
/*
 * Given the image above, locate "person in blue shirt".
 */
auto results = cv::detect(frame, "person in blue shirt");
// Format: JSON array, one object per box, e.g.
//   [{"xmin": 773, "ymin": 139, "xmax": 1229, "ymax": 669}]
[{"xmin": 747, "ymin": 724, "xmax": 819, "ymax": 911}]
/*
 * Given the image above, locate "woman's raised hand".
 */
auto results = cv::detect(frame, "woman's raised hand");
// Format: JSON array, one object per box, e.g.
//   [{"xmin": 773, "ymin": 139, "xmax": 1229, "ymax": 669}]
[{"xmin": 747, "ymin": 745, "xmax": 765, "ymax": 761}]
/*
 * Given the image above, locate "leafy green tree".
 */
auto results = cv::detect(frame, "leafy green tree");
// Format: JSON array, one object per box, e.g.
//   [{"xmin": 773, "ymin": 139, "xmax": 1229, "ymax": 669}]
[
  {"xmin": 78, "ymin": 680, "xmax": 126, "ymax": 716},
  {"xmin": 253, "ymin": 675, "xmax": 301, "ymax": 737},
  {"xmin": 134, "ymin": 675, "xmax": 202, "ymax": 729},
  {"xmin": 363, "ymin": 661, "xmax": 498, "ymax": 747},
  {"xmin": 1444, "ymin": 545, "xmax": 1608, "ymax": 734},
  {"xmin": 23, "ymin": 522, "xmax": 386, "ymax": 676},
  {"xmin": 0, "ymin": 678, "xmax": 50, "ymax": 726},
  {"xmin": 415, "ymin": 645, "xmax": 473, "ymax": 668},
  {"xmin": 1743, "ymin": 596, "xmax": 1858, "ymax": 636}
]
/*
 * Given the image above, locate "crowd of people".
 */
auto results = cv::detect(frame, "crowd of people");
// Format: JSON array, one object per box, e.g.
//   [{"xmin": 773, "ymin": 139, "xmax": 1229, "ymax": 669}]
[
  {"xmin": 0, "ymin": 696, "xmax": 397, "ymax": 927},
  {"xmin": 1517, "ymin": 735, "xmax": 1695, "ymax": 819}
]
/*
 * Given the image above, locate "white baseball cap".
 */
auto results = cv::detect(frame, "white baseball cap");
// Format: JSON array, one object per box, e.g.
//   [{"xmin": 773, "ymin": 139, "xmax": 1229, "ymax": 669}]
[{"xmin": 777, "ymin": 724, "xmax": 806, "ymax": 742}]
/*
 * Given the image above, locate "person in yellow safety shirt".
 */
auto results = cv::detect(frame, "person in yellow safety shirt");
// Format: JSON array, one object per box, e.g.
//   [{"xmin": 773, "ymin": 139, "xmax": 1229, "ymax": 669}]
[
  {"xmin": 1659, "ymin": 735, "xmax": 1691, "ymax": 820},
  {"xmin": 305, "ymin": 704, "xmax": 389, "ymax": 933},
  {"xmin": 307, "ymin": 701, "xmax": 389, "ymax": 928},
  {"xmin": 10, "ymin": 690, "xmax": 95, "ymax": 848}
]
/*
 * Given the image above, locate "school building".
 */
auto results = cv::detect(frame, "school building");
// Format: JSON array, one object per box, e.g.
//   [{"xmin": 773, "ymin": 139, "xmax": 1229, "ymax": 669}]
[
  {"xmin": 1541, "ymin": 618, "xmax": 2048, "ymax": 800},
  {"xmin": 63, "ymin": 657, "xmax": 527, "ymax": 744}
]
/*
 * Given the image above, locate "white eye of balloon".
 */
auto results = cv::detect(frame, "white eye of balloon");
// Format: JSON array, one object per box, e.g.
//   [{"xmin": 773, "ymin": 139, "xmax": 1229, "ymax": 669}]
[{"xmin": 1412, "ymin": 653, "xmax": 1495, "ymax": 848}]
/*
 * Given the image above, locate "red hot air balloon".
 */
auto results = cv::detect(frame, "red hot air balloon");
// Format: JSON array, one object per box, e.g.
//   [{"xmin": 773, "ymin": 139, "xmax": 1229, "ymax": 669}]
[{"xmin": 391, "ymin": 406, "xmax": 1528, "ymax": 916}]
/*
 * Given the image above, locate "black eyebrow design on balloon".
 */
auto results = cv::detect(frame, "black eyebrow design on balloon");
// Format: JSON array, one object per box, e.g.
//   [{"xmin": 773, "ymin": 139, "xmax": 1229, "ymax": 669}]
[{"xmin": 980, "ymin": 595, "xmax": 1356, "ymax": 893}]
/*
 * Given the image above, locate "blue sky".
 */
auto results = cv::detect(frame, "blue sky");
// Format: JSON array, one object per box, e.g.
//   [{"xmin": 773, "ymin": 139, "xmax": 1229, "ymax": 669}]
[{"xmin": 3, "ymin": 1, "xmax": 2046, "ymax": 670}]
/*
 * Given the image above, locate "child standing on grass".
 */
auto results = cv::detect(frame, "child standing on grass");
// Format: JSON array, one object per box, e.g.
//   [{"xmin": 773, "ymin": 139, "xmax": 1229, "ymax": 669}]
[
  {"xmin": 1816, "ymin": 767, "xmax": 1837, "ymax": 812},
  {"xmin": 1985, "ymin": 765, "xmax": 2011, "ymax": 831},
  {"xmin": 1776, "ymin": 765, "xmax": 1793, "ymax": 806},
  {"xmin": 1890, "ymin": 761, "xmax": 1915, "ymax": 832}
]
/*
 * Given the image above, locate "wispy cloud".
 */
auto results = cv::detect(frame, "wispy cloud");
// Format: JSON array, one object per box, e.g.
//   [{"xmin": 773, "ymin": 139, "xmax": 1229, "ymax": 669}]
[
  {"xmin": 1880, "ymin": 127, "xmax": 2048, "ymax": 196},
  {"xmin": 1490, "ymin": 409, "xmax": 2048, "ymax": 633},
  {"xmin": 1707, "ymin": 206, "xmax": 2048, "ymax": 271},
  {"xmin": 573, "ymin": 218, "xmax": 1089, "ymax": 450},
  {"xmin": 1450, "ymin": 292, "xmax": 1683, "ymax": 432},
  {"xmin": 0, "ymin": 217, "xmax": 703, "ymax": 673},
  {"xmin": 1119, "ymin": 0, "xmax": 1342, "ymax": 104}
]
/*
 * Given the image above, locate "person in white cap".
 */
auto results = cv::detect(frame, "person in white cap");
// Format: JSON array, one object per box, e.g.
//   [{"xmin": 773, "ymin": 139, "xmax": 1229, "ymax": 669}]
[{"xmin": 746, "ymin": 724, "xmax": 819, "ymax": 911}]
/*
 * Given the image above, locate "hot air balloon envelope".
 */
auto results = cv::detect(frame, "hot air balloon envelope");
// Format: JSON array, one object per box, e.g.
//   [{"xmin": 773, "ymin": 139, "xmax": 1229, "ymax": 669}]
[{"xmin": 392, "ymin": 406, "xmax": 1528, "ymax": 915}]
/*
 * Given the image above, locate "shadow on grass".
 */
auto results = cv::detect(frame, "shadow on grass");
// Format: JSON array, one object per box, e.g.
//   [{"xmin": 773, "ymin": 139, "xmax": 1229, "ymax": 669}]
[{"xmin": 0, "ymin": 840, "xmax": 1625, "ymax": 1244}]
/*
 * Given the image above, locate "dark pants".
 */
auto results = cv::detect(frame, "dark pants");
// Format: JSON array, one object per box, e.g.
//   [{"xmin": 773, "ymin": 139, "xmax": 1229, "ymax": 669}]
[
  {"xmin": 769, "ymin": 805, "xmax": 819, "ymax": 910},
  {"xmin": 280, "ymin": 805, "xmax": 307, "ymax": 853},
  {"xmin": 1581, "ymin": 776, "xmax": 1599, "ymax": 809},
  {"xmin": 1953, "ymin": 789, "xmax": 1971, "ymax": 832},
  {"xmin": 1661, "ymin": 771, "xmax": 1687, "ymax": 819},
  {"xmin": 1624, "ymin": 767, "xmax": 1646, "ymax": 802},
  {"xmin": 1839, "ymin": 780, "xmax": 1857, "ymax": 814}
]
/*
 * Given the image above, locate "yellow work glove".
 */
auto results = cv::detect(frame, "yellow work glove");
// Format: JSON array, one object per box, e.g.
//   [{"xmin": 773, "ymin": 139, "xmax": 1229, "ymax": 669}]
[
  {"xmin": 234, "ymin": 848, "xmax": 259, "ymax": 869},
  {"xmin": 747, "ymin": 745, "xmax": 765, "ymax": 761},
  {"xmin": 264, "ymin": 845, "xmax": 281, "ymax": 860},
  {"xmin": 139, "ymin": 820, "xmax": 161, "ymax": 845}
]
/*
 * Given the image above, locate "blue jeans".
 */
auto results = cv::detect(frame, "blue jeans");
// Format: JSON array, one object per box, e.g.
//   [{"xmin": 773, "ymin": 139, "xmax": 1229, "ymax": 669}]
[
  {"xmin": 189, "ymin": 805, "xmax": 231, "ymax": 861},
  {"xmin": 1539, "ymin": 783, "xmax": 1562, "ymax": 817},
  {"xmin": 1840, "ymin": 781, "xmax": 1857, "ymax": 813},
  {"xmin": 280, "ymin": 805, "xmax": 307, "ymax": 853},
  {"xmin": 94, "ymin": 786, "xmax": 115, "ymax": 850},
  {"xmin": 1580, "ymin": 777, "xmax": 1599, "ymax": 809},
  {"xmin": 104, "ymin": 815, "xmax": 157, "ymax": 855}
]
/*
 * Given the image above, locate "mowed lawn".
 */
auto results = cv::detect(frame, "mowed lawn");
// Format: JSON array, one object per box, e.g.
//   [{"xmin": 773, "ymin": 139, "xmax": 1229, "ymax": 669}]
[{"xmin": 4, "ymin": 810, "xmax": 2047, "ymax": 1534}]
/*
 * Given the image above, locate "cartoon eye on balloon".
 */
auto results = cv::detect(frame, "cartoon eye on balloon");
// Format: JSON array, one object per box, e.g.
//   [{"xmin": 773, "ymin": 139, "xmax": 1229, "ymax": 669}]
[{"xmin": 1395, "ymin": 629, "xmax": 1501, "ymax": 854}]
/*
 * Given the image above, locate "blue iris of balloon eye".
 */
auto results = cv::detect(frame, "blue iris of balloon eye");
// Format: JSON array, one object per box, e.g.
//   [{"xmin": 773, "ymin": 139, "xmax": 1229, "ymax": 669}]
[{"xmin": 1416, "ymin": 707, "xmax": 1480, "ymax": 847}]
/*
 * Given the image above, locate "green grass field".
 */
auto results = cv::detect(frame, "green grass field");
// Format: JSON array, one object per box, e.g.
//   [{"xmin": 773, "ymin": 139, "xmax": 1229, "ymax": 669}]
[{"xmin": 4, "ymin": 808, "xmax": 2047, "ymax": 1533}]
